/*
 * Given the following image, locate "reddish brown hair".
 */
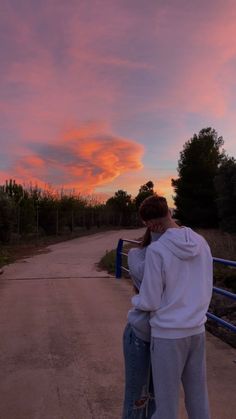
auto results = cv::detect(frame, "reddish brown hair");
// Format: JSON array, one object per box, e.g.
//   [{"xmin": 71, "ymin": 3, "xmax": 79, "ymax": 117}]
[
  {"xmin": 140, "ymin": 227, "xmax": 151, "ymax": 248},
  {"xmin": 139, "ymin": 195, "xmax": 168, "ymax": 221}
]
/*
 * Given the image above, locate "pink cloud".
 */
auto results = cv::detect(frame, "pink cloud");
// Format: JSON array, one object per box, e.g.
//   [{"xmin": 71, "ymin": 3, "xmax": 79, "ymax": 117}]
[
  {"xmin": 0, "ymin": 123, "xmax": 144, "ymax": 194},
  {"xmin": 152, "ymin": 4, "xmax": 236, "ymax": 118}
]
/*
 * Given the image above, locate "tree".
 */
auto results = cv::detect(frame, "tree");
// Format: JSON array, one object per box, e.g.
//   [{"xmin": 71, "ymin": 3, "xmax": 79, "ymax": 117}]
[
  {"xmin": 0, "ymin": 191, "xmax": 16, "ymax": 242},
  {"xmin": 3, "ymin": 179, "xmax": 25, "ymax": 202},
  {"xmin": 1, "ymin": 179, "xmax": 33, "ymax": 236},
  {"xmin": 214, "ymin": 157, "xmax": 236, "ymax": 232},
  {"xmin": 172, "ymin": 127, "xmax": 225, "ymax": 227},
  {"xmin": 134, "ymin": 181, "xmax": 154, "ymax": 209},
  {"xmin": 106, "ymin": 190, "xmax": 133, "ymax": 226},
  {"xmin": 37, "ymin": 192, "xmax": 59, "ymax": 235}
]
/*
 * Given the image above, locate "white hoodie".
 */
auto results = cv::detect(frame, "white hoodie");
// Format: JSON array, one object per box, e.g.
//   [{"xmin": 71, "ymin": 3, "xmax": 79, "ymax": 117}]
[{"xmin": 132, "ymin": 227, "xmax": 213, "ymax": 339}]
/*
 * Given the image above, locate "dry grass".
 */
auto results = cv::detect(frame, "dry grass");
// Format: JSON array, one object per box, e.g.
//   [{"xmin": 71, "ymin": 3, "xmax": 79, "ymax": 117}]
[
  {"xmin": 196, "ymin": 228, "xmax": 236, "ymax": 261},
  {"xmin": 195, "ymin": 229, "xmax": 236, "ymax": 347},
  {"xmin": 196, "ymin": 229, "xmax": 236, "ymax": 294}
]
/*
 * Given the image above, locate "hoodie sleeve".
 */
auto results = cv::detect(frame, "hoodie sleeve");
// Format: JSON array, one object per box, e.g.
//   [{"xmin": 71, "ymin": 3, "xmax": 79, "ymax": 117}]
[
  {"xmin": 132, "ymin": 246, "xmax": 164, "ymax": 312},
  {"xmin": 128, "ymin": 248, "xmax": 146, "ymax": 290}
]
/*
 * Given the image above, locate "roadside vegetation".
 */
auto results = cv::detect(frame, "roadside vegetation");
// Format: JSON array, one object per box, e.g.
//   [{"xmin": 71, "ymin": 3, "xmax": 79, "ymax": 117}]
[{"xmin": 99, "ymin": 249, "xmax": 117, "ymax": 274}]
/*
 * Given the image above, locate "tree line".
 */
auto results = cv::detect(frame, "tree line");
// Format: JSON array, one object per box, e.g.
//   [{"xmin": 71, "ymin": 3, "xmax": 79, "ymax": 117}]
[
  {"xmin": 0, "ymin": 179, "xmax": 154, "ymax": 243},
  {"xmin": 0, "ymin": 126, "xmax": 236, "ymax": 244}
]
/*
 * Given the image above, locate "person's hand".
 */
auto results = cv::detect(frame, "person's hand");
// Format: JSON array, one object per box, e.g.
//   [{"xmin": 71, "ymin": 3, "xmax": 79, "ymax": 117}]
[{"xmin": 149, "ymin": 221, "xmax": 165, "ymax": 234}]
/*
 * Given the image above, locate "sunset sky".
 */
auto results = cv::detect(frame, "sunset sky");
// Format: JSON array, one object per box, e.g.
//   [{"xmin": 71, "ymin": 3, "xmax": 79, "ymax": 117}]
[{"xmin": 1, "ymin": 0, "xmax": 236, "ymax": 205}]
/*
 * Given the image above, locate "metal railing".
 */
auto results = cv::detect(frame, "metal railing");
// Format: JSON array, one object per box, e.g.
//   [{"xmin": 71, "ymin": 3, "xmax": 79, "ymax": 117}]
[{"xmin": 115, "ymin": 238, "xmax": 236, "ymax": 333}]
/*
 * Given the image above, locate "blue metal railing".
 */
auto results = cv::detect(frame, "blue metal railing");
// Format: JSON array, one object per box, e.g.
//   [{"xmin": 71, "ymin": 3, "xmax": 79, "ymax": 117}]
[{"xmin": 115, "ymin": 238, "xmax": 236, "ymax": 333}]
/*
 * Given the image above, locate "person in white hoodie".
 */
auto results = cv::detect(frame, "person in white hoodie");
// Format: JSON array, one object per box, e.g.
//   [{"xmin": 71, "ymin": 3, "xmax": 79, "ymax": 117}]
[{"xmin": 132, "ymin": 195, "xmax": 213, "ymax": 419}]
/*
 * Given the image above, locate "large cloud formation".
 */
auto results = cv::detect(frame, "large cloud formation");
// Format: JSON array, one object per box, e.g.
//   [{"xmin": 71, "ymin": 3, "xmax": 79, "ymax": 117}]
[
  {"xmin": 1, "ymin": 1, "xmax": 236, "ymax": 203},
  {"xmin": 6, "ymin": 123, "xmax": 144, "ymax": 194}
]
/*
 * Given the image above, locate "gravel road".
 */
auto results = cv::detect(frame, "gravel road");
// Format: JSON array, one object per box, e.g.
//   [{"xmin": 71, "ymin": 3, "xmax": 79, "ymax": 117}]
[{"xmin": 0, "ymin": 228, "xmax": 235, "ymax": 419}]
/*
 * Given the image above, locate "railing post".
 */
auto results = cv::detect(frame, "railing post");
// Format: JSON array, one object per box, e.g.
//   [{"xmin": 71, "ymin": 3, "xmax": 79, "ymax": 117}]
[{"xmin": 115, "ymin": 239, "xmax": 123, "ymax": 279}]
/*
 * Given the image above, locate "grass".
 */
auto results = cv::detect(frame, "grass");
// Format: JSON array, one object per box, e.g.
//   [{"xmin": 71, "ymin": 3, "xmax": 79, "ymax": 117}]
[
  {"xmin": 98, "ymin": 249, "xmax": 117, "ymax": 274},
  {"xmin": 196, "ymin": 229, "xmax": 236, "ymax": 294},
  {"xmin": 196, "ymin": 228, "xmax": 236, "ymax": 261},
  {"xmin": 198, "ymin": 230, "xmax": 236, "ymax": 347},
  {"xmin": 0, "ymin": 248, "xmax": 11, "ymax": 268},
  {"xmin": 98, "ymin": 239, "xmax": 140, "ymax": 276}
]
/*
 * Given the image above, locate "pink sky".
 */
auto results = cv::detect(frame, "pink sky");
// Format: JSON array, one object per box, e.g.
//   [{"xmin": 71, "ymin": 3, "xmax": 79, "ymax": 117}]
[{"xmin": 1, "ymin": 0, "xmax": 236, "ymax": 205}]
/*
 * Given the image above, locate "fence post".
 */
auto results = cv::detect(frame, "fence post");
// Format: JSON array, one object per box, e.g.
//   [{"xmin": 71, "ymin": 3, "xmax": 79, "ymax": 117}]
[
  {"xmin": 56, "ymin": 207, "xmax": 59, "ymax": 235},
  {"xmin": 36, "ymin": 203, "xmax": 39, "ymax": 241},
  {"xmin": 115, "ymin": 239, "xmax": 123, "ymax": 279}
]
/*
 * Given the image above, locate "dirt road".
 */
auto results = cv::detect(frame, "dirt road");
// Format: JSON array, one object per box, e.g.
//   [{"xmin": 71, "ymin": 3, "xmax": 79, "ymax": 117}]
[
  {"xmin": 0, "ymin": 229, "xmax": 144, "ymax": 419},
  {"xmin": 0, "ymin": 229, "xmax": 235, "ymax": 419}
]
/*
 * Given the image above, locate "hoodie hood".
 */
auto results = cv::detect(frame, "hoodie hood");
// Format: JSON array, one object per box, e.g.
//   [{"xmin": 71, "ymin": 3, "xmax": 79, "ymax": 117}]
[
  {"xmin": 151, "ymin": 231, "xmax": 162, "ymax": 242},
  {"xmin": 159, "ymin": 227, "xmax": 202, "ymax": 260}
]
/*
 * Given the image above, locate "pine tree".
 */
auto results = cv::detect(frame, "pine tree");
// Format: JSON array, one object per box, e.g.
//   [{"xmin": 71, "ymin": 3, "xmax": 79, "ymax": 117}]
[
  {"xmin": 172, "ymin": 127, "xmax": 224, "ymax": 227},
  {"xmin": 214, "ymin": 157, "xmax": 236, "ymax": 232}
]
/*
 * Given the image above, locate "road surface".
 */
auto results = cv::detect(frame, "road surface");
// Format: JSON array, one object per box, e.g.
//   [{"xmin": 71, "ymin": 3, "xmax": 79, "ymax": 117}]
[{"xmin": 0, "ymin": 228, "xmax": 235, "ymax": 419}]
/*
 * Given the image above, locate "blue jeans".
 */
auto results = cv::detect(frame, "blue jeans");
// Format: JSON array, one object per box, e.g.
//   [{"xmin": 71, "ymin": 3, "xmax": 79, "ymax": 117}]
[{"xmin": 122, "ymin": 323, "xmax": 156, "ymax": 419}]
